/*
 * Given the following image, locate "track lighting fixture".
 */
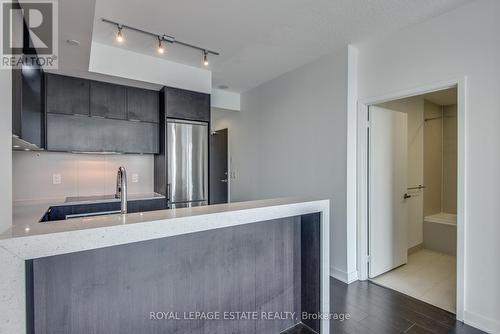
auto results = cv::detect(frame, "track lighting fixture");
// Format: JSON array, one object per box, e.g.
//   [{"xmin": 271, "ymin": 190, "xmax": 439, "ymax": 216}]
[
  {"xmin": 203, "ymin": 50, "xmax": 209, "ymax": 66},
  {"xmin": 102, "ymin": 18, "xmax": 220, "ymax": 66},
  {"xmin": 158, "ymin": 37, "xmax": 165, "ymax": 54},
  {"xmin": 116, "ymin": 25, "xmax": 124, "ymax": 43}
]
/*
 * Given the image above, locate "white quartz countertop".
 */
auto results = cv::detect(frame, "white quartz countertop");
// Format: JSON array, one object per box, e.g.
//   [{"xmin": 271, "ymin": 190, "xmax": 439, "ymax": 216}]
[
  {"xmin": 0, "ymin": 197, "xmax": 330, "ymax": 334},
  {"xmin": 11, "ymin": 192, "xmax": 165, "ymax": 228},
  {"xmin": 1, "ymin": 198, "xmax": 329, "ymax": 258}
]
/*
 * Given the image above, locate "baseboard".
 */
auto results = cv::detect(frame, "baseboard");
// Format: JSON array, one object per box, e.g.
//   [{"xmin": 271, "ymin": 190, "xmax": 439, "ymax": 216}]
[
  {"xmin": 329, "ymin": 266, "xmax": 346, "ymax": 282},
  {"xmin": 330, "ymin": 266, "xmax": 358, "ymax": 284},
  {"xmin": 464, "ymin": 310, "xmax": 500, "ymax": 333},
  {"xmin": 346, "ymin": 270, "xmax": 358, "ymax": 283},
  {"xmin": 408, "ymin": 243, "xmax": 423, "ymax": 255}
]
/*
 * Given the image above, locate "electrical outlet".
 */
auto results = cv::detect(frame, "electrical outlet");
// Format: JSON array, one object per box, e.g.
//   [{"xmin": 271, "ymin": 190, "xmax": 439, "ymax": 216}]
[
  {"xmin": 132, "ymin": 173, "xmax": 139, "ymax": 183},
  {"xmin": 52, "ymin": 173, "xmax": 62, "ymax": 185}
]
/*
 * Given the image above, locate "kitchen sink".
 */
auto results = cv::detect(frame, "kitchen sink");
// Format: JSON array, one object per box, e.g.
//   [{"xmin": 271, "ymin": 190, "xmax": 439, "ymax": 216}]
[{"xmin": 39, "ymin": 198, "xmax": 168, "ymax": 222}]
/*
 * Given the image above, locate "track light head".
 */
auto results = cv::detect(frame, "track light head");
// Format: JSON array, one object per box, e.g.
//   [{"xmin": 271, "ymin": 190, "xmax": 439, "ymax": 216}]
[
  {"xmin": 102, "ymin": 19, "xmax": 220, "ymax": 61},
  {"xmin": 158, "ymin": 37, "xmax": 165, "ymax": 54},
  {"xmin": 116, "ymin": 25, "xmax": 124, "ymax": 43},
  {"xmin": 203, "ymin": 50, "xmax": 209, "ymax": 66}
]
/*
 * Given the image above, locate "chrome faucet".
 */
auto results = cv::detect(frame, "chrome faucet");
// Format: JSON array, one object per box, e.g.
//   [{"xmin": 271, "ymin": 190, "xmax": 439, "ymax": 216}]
[{"xmin": 115, "ymin": 166, "xmax": 128, "ymax": 214}]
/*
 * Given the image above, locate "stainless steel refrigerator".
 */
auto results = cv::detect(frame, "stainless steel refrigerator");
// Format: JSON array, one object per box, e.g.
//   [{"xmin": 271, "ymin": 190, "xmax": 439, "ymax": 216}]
[{"xmin": 167, "ymin": 119, "xmax": 208, "ymax": 208}]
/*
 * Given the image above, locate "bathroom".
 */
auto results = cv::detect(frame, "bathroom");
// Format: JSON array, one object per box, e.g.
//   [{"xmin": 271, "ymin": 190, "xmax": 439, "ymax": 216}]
[
  {"xmin": 423, "ymin": 100, "xmax": 457, "ymax": 257},
  {"xmin": 370, "ymin": 87, "xmax": 458, "ymax": 313}
]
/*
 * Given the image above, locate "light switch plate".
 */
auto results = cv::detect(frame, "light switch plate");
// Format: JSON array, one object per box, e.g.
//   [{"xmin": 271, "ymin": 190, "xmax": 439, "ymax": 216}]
[
  {"xmin": 132, "ymin": 173, "xmax": 139, "ymax": 183},
  {"xmin": 52, "ymin": 173, "xmax": 62, "ymax": 185}
]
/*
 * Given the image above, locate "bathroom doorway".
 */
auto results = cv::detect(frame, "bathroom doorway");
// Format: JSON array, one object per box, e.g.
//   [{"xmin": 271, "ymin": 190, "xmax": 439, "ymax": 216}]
[{"xmin": 365, "ymin": 87, "xmax": 459, "ymax": 313}]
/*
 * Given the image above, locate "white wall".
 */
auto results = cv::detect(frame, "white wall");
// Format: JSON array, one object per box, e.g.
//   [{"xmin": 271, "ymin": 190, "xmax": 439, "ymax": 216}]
[
  {"xmin": 212, "ymin": 47, "xmax": 350, "ymax": 279},
  {"xmin": 378, "ymin": 97, "xmax": 424, "ymax": 249},
  {"xmin": 211, "ymin": 89, "xmax": 241, "ymax": 111},
  {"xmin": 442, "ymin": 104, "xmax": 458, "ymax": 214},
  {"xmin": 13, "ymin": 152, "xmax": 154, "ymax": 201},
  {"xmin": 0, "ymin": 69, "xmax": 12, "ymax": 233},
  {"xmin": 423, "ymin": 100, "xmax": 444, "ymax": 216},
  {"xmin": 357, "ymin": 0, "xmax": 500, "ymax": 331}
]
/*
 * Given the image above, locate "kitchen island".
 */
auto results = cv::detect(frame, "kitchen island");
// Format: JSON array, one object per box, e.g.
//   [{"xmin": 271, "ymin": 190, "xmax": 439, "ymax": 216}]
[{"xmin": 0, "ymin": 198, "xmax": 330, "ymax": 334}]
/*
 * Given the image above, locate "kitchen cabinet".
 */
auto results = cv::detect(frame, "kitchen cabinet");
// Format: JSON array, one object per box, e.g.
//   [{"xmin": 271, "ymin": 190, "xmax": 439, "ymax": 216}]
[
  {"xmin": 155, "ymin": 87, "xmax": 210, "ymax": 197},
  {"xmin": 12, "ymin": 66, "xmax": 44, "ymax": 148},
  {"xmin": 127, "ymin": 87, "xmax": 159, "ymax": 123},
  {"xmin": 164, "ymin": 87, "xmax": 210, "ymax": 122},
  {"xmin": 46, "ymin": 74, "xmax": 89, "ymax": 116},
  {"xmin": 45, "ymin": 75, "xmax": 160, "ymax": 154},
  {"xmin": 46, "ymin": 113, "xmax": 158, "ymax": 154},
  {"xmin": 90, "ymin": 81, "xmax": 127, "ymax": 119}
]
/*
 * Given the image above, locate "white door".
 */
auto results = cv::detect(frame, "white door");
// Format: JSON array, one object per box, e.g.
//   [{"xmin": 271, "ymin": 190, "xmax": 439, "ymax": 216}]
[{"xmin": 369, "ymin": 106, "xmax": 409, "ymax": 278}]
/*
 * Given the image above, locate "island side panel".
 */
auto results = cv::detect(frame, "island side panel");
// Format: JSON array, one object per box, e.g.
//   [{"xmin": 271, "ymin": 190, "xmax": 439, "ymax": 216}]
[
  {"xmin": 31, "ymin": 216, "xmax": 308, "ymax": 334},
  {"xmin": 301, "ymin": 213, "xmax": 321, "ymax": 332}
]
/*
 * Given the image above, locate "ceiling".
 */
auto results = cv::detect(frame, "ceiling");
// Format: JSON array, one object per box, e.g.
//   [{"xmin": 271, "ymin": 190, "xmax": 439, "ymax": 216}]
[
  {"xmin": 420, "ymin": 88, "xmax": 458, "ymax": 106},
  {"xmin": 376, "ymin": 87, "xmax": 457, "ymax": 108},
  {"xmin": 48, "ymin": 0, "xmax": 161, "ymax": 90},
  {"xmin": 57, "ymin": 0, "xmax": 470, "ymax": 93}
]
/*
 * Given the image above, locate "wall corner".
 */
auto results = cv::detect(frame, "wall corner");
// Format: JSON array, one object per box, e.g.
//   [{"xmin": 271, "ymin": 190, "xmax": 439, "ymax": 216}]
[{"xmin": 346, "ymin": 44, "xmax": 359, "ymax": 276}]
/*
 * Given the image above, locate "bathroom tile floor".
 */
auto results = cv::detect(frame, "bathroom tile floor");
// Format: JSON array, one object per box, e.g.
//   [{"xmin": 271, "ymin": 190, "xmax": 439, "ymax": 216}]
[{"xmin": 371, "ymin": 249, "xmax": 456, "ymax": 313}]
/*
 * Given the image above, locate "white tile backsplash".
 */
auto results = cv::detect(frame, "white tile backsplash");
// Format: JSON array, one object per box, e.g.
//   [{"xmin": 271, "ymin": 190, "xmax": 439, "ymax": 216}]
[{"xmin": 13, "ymin": 151, "xmax": 154, "ymax": 201}]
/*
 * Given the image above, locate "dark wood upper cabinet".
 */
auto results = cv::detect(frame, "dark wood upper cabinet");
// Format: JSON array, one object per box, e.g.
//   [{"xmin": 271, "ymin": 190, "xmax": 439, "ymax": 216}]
[
  {"xmin": 42, "ymin": 73, "xmax": 214, "ymax": 155},
  {"xmin": 46, "ymin": 113, "xmax": 159, "ymax": 154},
  {"xmin": 12, "ymin": 66, "xmax": 44, "ymax": 148},
  {"xmin": 11, "ymin": 69, "xmax": 22, "ymax": 137},
  {"xmin": 90, "ymin": 81, "xmax": 127, "ymax": 120},
  {"xmin": 44, "ymin": 75, "xmax": 160, "ymax": 154},
  {"xmin": 154, "ymin": 87, "xmax": 210, "ymax": 196},
  {"xmin": 127, "ymin": 87, "xmax": 159, "ymax": 123},
  {"xmin": 46, "ymin": 74, "xmax": 89, "ymax": 116},
  {"xmin": 165, "ymin": 87, "xmax": 210, "ymax": 122}
]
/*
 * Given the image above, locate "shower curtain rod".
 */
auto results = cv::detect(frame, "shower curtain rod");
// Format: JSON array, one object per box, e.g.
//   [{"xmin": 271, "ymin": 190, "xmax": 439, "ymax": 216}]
[
  {"xmin": 424, "ymin": 115, "xmax": 457, "ymax": 122},
  {"xmin": 424, "ymin": 116, "xmax": 443, "ymax": 122}
]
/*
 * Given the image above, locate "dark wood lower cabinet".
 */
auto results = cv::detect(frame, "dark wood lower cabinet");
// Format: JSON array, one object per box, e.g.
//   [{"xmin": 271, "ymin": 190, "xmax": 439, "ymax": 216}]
[
  {"xmin": 28, "ymin": 215, "xmax": 321, "ymax": 334},
  {"xmin": 46, "ymin": 113, "xmax": 159, "ymax": 154}
]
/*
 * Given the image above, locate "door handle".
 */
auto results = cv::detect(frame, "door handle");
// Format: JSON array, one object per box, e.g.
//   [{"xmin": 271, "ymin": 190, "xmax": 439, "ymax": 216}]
[
  {"xmin": 403, "ymin": 193, "xmax": 411, "ymax": 199},
  {"xmin": 220, "ymin": 179, "xmax": 228, "ymax": 183}
]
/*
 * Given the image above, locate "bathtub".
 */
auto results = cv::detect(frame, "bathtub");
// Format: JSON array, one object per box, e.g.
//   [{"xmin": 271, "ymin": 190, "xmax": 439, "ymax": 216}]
[
  {"xmin": 423, "ymin": 213, "xmax": 457, "ymax": 256},
  {"xmin": 424, "ymin": 212, "xmax": 457, "ymax": 226}
]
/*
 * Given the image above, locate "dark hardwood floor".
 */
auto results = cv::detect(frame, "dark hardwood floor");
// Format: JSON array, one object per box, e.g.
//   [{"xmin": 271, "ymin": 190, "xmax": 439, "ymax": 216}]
[
  {"xmin": 282, "ymin": 277, "xmax": 484, "ymax": 334},
  {"xmin": 281, "ymin": 323, "xmax": 318, "ymax": 334},
  {"xmin": 330, "ymin": 278, "xmax": 484, "ymax": 334}
]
